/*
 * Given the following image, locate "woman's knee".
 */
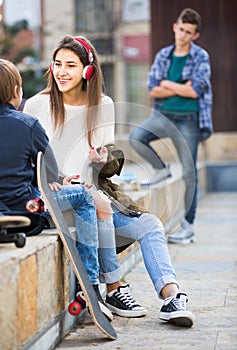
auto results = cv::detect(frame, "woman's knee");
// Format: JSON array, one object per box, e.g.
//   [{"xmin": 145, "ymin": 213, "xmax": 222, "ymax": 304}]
[
  {"xmin": 129, "ymin": 127, "xmax": 142, "ymax": 143},
  {"xmin": 139, "ymin": 213, "xmax": 165, "ymax": 236},
  {"xmin": 96, "ymin": 206, "xmax": 112, "ymax": 220},
  {"xmin": 91, "ymin": 191, "xmax": 112, "ymax": 220}
]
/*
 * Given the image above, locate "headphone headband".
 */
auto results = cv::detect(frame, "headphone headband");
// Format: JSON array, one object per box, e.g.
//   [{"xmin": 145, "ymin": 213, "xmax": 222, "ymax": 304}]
[{"xmin": 74, "ymin": 37, "xmax": 93, "ymax": 64}]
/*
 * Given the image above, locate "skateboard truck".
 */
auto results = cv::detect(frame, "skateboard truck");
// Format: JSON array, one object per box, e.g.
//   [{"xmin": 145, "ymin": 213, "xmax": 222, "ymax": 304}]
[
  {"xmin": 0, "ymin": 215, "xmax": 30, "ymax": 248},
  {"xmin": 68, "ymin": 291, "xmax": 87, "ymax": 316},
  {"xmin": 0, "ymin": 228, "xmax": 26, "ymax": 248}
]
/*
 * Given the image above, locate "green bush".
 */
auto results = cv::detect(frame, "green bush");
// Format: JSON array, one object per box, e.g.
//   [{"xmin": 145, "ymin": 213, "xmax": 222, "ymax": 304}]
[{"xmin": 21, "ymin": 70, "xmax": 47, "ymax": 98}]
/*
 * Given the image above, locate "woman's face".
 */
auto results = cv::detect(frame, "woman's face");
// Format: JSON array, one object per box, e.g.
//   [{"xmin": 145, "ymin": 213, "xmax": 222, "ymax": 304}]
[{"xmin": 53, "ymin": 48, "xmax": 84, "ymax": 94}]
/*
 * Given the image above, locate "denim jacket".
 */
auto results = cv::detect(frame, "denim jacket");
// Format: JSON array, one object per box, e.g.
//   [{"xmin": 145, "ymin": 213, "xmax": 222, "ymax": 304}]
[
  {"xmin": 0, "ymin": 103, "xmax": 58, "ymax": 210},
  {"xmin": 148, "ymin": 42, "xmax": 213, "ymax": 141}
]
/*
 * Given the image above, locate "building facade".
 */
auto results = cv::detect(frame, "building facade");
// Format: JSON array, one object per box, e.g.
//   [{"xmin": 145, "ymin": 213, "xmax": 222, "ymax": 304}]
[
  {"xmin": 1, "ymin": 0, "xmax": 235, "ymax": 132},
  {"xmin": 1, "ymin": 0, "xmax": 151, "ymax": 132}
]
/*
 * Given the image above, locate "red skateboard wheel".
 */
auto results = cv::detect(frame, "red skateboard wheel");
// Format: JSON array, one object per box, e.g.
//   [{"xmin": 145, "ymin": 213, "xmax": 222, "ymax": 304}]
[
  {"xmin": 26, "ymin": 199, "xmax": 40, "ymax": 213},
  {"xmin": 26, "ymin": 198, "xmax": 45, "ymax": 213},
  {"xmin": 68, "ymin": 300, "xmax": 83, "ymax": 316}
]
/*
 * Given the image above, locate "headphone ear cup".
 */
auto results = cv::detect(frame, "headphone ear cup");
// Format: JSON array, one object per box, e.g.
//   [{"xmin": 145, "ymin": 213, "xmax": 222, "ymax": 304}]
[{"xmin": 82, "ymin": 65, "xmax": 95, "ymax": 80}]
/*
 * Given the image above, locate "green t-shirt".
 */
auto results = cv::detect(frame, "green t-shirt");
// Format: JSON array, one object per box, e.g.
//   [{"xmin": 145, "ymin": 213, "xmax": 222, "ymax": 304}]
[{"xmin": 160, "ymin": 54, "xmax": 199, "ymax": 115}]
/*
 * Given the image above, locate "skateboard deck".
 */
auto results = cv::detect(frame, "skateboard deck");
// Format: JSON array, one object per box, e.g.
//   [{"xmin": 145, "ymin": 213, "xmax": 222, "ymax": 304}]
[
  {"xmin": 0, "ymin": 215, "xmax": 30, "ymax": 228},
  {"xmin": 0, "ymin": 214, "xmax": 30, "ymax": 248},
  {"xmin": 37, "ymin": 152, "xmax": 117, "ymax": 340}
]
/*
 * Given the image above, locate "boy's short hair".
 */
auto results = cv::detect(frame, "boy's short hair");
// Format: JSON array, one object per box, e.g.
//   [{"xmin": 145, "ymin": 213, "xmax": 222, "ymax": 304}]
[
  {"xmin": 177, "ymin": 8, "xmax": 201, "ymax": 33},
  {"xmin": 0, "ymin": 59, "xmax": 22, "ymax": 104}
]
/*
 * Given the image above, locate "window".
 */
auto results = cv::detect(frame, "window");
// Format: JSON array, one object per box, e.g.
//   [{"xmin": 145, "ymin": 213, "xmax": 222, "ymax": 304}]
[
  {"xmin": 91, "ymin": 38, "xmax": 114, "ymax": 55},
  {"xmin": 75, "ymin": 0, "xmax": 115, "ymax": 33},
  {"xmin": 122, "ymin": 0, "xmax": 150, "ymax": 23}
]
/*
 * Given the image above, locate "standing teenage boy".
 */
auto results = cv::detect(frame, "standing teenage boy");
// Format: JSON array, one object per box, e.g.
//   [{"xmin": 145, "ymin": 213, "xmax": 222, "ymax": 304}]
[{"xmin": 129, "ymin": 8, "xmax": 213, "ymax": 244}]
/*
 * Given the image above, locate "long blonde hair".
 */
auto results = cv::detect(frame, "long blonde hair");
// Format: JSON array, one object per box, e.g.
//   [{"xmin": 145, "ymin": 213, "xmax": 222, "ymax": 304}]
[{"xmin": 41, "ymin": 35, "xmax": 104, "ymax": 147}]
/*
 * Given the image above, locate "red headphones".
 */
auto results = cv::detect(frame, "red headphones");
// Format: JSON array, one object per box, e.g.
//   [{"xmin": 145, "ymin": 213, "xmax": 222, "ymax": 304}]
[
  {"xmin": 50, "ymin": 37, "xmax": 95, "ymax": 80},
  {"xmin": 75, "ymin": 37, "xmax": 95, "ymax": 80}
]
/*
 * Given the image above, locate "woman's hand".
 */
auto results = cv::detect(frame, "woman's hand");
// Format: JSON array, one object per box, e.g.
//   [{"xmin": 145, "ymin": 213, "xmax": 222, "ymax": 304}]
[
  {"xmin": 63, "ymin": 175, "xmax": 80, "ymax": 185},
  {"xmin": 89, "ymin": 146, "xmax": 108, "ymax": 163},
  {"xmin": 63, "ymin": 174, "xmax": 93, "ymax": 189},
  {"xmin": 48, "ymin": 182, "xmax": 62, "ymax": 191}
]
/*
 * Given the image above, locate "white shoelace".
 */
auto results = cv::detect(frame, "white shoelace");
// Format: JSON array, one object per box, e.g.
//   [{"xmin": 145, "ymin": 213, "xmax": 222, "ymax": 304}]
[
  {"xmin": 115, "ymin": 287, "xmax": 140, "ymax": 308},
  {"xmin": 172, "ymin": 295, "xmax": 187, "ymax": 311}
]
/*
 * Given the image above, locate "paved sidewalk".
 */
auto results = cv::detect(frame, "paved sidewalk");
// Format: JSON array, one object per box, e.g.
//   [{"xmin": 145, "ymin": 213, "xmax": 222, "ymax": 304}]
[{"xmin": 54, "ymin": 192, "xmax": 237, "ymax": 350}]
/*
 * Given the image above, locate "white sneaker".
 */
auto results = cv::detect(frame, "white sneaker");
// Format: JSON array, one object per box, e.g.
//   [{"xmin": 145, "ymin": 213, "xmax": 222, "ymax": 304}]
[
  {"xmin": 141, "ymin": 164, "xmax": 171, "ymax": 186},
  {"xmin": 168, "ymin": 220, "xmax": 196, "ymax": 245}
]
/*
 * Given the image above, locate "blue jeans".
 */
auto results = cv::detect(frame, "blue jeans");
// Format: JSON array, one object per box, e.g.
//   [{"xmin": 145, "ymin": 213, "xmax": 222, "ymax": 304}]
[
  {"xmin": 52, "ymin": 185, "xmax": 99, "ymax": 285},
  {"xmin": 98, "ymin": 207, "xmax": 178, "ymax": 298},
  {"xmin": 129, "ymin": 111, "xmax": 201, "ymax": 224},
  {"xmin": 98, "ymin": 216, "xmax": 121, "ymax": 284}
]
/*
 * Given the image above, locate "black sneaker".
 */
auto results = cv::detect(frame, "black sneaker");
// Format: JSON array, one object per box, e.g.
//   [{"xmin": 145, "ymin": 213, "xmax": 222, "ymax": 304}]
[
  {"xmin": 105, "ymin": 284, "xmax": 147, "ymax": 317},
  {"xmin": 158, "ymin": 292, "xmax": 194, "ymax": 327}
]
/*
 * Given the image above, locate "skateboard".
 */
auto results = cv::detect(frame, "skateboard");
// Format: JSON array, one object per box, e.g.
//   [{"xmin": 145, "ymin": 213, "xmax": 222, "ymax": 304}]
[
  {"xmin": 36, "ymin": 152, "xmax": 117, "ymax": 340},
  {"xmin": 119, "ymin": 172, "xmax": 140, "ymax": 191},
  {"xmin": 0, "ymin": 214, "xmax": 30, "ymax": 248}
]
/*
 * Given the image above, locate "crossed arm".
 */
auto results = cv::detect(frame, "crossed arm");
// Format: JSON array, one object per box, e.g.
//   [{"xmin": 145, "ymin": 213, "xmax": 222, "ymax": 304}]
[{"xmin": 150, "ymin": 80, "xmax": 198, "ymax": 99}]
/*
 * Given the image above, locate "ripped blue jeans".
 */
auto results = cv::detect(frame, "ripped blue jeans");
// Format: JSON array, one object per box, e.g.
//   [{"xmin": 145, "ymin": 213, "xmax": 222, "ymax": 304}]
[{"xmin": 52, "ymin": 184, "xmax": 99, "ymax": 285}]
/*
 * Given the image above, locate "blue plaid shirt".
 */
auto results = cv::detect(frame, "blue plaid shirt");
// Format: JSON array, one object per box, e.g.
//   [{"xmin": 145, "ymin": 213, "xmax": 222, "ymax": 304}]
[{"xmin": 148, "ymin": 42, "xmax": 213, "ymax": 140}]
